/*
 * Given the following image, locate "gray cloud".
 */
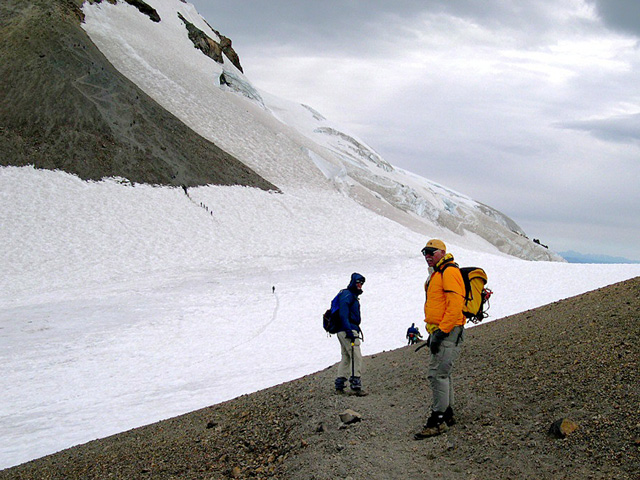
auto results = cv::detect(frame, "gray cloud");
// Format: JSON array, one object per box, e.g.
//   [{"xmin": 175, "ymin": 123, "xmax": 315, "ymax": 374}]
[
  {"xmin": 558, "ymin": 113, "xmax": 640, "ymax": 144},
  {"xmin": 207, "ymin": 0, "xmax": 583, "ymax": 55},
  {"xmin": 590, "ymin": 0, "xmax": 640, "ymax": 36}
]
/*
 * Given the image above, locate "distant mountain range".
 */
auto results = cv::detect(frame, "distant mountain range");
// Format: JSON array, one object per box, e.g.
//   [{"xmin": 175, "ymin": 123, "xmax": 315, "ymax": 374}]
[{"xmin": 559, "ymin": 250, "xmax": 640, "ymax": 264}]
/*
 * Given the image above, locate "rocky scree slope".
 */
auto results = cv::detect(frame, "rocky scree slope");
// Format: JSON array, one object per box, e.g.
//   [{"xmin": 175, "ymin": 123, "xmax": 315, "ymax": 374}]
[
  {"xmin": 2, "ymin": 276, "xmax": 638, "ymax": 479},
  {"xmin": 0, "ymin": 0, "xmax": 275, "ymax": 190}
]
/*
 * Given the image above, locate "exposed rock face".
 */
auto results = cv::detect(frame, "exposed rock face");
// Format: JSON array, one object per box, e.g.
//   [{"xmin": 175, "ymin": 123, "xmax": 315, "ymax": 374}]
[
  {"xmin": 0, "ymin": 0, "xmax": 276, "ymax": 190},
  {"xmin": 88, "ymin": 0, "xmax": 160, "ymax": 22},
  {"xmin": 176, "ymin": 13, "xmax": 252, "ymax": 100},
  {"xmin": 123, "ymin": 0, "xmax": 160, "ymax": 22},
  {"xmin": 178, "ymin": 12, "xmax": 223, "ymax": 64},
  {"xmin": 86, "ymin": 0, "xmax": 116, "ymax": 6},
  {"xmin": 217, "ymin": 33, "xmax": 243, "ymax": 73},
  {"xmin": 178, "ymin": 13, "xmax": 244, "ymax": 73}
]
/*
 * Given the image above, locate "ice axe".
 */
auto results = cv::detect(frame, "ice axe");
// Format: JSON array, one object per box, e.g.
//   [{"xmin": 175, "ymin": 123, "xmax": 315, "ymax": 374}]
[
  {"xmin": 414, "ymin": 336, "xmax": 430, "ymax": 352},
  {"xmin": 351, "ymin": 341, "xmax": 355, "ymax": 378}
]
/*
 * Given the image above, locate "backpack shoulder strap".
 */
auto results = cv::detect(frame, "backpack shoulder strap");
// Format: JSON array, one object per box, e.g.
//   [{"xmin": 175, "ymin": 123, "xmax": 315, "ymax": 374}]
[
  {"xmin": 439, "ymin": 261, "xmax": 459, "ymax": 274},
  {"xmin": 442, "ymin": 262, "xmax": 470, "ymax": 301}
]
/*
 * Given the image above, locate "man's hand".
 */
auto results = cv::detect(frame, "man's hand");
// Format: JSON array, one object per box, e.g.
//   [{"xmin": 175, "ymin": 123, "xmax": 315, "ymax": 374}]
[{"xmin": 429, "ymin": 329, "xmax": 448, "ymax": 355}]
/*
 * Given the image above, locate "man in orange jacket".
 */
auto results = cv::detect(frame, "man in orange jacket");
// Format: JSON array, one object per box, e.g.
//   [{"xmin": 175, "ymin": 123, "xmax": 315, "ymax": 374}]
[{"xmin": 415, "ymin": 239, "xmax": 466, "ymax": 439}]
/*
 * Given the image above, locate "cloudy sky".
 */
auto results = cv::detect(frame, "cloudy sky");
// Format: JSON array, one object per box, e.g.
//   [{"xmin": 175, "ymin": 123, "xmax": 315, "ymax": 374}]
[{"xmin": 189, "ymin": 0, "xmax": 640, "ymax": 261}]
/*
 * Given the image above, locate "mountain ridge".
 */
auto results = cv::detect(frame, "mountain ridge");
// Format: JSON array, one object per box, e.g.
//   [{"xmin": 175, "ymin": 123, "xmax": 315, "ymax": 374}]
[
  {"xmin": 559, "ymin": 250, "xmax": 640, "ymax": 264},
  {"xmin": 2, "ymin": 0, "xmax": 563, "ymax": 261},
  {"xmin": 0, "ymin": 0, "xmax": 276, "ymax": 190},
  {"xmin": 2, "ymin": 276, "xmax": 637, "ymax": 479}
]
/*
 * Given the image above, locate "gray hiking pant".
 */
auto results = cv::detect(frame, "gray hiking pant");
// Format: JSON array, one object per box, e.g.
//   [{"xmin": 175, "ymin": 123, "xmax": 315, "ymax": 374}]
[
  {"xmin": 337, "ymin": 330, "xmax": 362, "ymax": 379},
  {"xmin": 428, "ymin": 326, "xmax": 464, "ymax": 413}
]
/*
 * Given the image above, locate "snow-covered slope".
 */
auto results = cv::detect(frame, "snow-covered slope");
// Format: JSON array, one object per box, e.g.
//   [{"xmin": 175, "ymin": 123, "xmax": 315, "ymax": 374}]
[{"xmin": 80, "ymin": 0, "xmax": 560, "ymax": 261}]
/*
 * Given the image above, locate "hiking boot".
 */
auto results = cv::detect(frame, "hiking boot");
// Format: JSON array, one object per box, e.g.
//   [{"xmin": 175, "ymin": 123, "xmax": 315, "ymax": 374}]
[
  {"xmin": 348, "ymin": 376, "xmax": 364, "ymax": 393},
  {"xmin": 349, "ymin": 388, "xmax": 368, "ymax": 397},
  {"xmin": 349, "ymin": 376, "xmax": 362, "ymax": 388},
  {"xmin": 335, "ymin": 376, "xmax": 347, "ymax": 393},
  {"xmin": 414, "ymin": 411, "xmax": 448, "ymax": 440},
  {"xmin": 443, "ymin": 406, "xmax": 456, "ymax": 426},
  {"xmin": 348, "ymin": 376, "xmax": 367, "ymax": 395}
]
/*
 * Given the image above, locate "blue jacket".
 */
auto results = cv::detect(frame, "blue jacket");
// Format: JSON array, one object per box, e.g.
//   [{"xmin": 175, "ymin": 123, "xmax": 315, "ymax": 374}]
[
  {"xmin": 335, "ymin": 273, "xmax": 365, "ymax": 334},
  {"xmin": 407, "ymin": 323, "xmax": 420, "ymax": 336}
]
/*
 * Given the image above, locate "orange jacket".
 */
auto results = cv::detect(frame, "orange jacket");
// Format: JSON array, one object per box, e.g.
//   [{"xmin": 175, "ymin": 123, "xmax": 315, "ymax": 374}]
[{"xmin": 424, "ymin": 255, "xmax": 465, "ymax": 333}]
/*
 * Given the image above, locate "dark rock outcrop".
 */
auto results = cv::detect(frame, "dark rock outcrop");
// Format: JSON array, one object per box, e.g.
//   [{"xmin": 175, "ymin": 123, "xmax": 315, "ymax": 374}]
[
  {"xmin": 0, "ymin": 0, "xmax": 276, "ymax": 190},
  {"xmin": 178, "ymin": 12, "xmax": 224, "ymax": 64},
  {"xmin": 87, "ymin": 0, "xmax": 160, "ymax": 23},
  {"xmin": 178, "ymin": 13, "xmax": 243, "ymax": 73},
  {"xmin": 123, "ymin": 0, "xmax": 160, "ymax": 23},
  {"xmin": 217, "ymin": 33, "xmax": 243, "ymax": 73}
]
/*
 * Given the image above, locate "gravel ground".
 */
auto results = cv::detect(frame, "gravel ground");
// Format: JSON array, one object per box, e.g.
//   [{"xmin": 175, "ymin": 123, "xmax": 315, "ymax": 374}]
[{"xmin": 2, "ymin": 276, "xmax": 638, "ymax": 480}]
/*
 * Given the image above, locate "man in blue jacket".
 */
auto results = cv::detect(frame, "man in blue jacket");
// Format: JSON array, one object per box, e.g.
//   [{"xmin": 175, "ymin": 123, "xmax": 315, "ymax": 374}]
[
  {"xmin": 334, "ymin": 272, "xmax": 366, "ymax": 395},
  {"xmin": 406, "ymin": 323, "xmax": 422, "ymax": 345}
]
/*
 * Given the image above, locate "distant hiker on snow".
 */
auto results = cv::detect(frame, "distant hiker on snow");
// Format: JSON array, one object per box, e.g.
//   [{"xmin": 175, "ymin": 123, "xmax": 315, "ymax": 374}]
[
  {"xmin": 333, "ymin": 273, "xmax": 366, "ymax": 396},
  {"xmin": 406, "ymin": 323, "xmax": 422, "ymax": 345},
  {"xmin": 415, "ymin": 239, "xmax": 466, "ymax": 439}
]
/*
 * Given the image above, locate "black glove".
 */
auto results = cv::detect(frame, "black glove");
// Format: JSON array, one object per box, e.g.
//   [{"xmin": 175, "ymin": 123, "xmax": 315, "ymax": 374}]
[
  {"xmin": 429, "ymin": 329, "xmax": 448, "ymax": 355},
  {"xmin": 345, "ymin": 329, "xmax": 356, "ymax": 340}
]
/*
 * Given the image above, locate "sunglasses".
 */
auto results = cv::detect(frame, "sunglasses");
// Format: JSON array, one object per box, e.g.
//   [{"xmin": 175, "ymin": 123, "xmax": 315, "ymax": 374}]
[{"xmin": 421, "ymin": 247, "xmax": 437, "ymax": 256}]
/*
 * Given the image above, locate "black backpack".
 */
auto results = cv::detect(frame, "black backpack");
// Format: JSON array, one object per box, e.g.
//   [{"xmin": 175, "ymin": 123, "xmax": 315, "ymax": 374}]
[{"xmin": 322, "ymin": 292, "xmax": 342, "ymax": 334}]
